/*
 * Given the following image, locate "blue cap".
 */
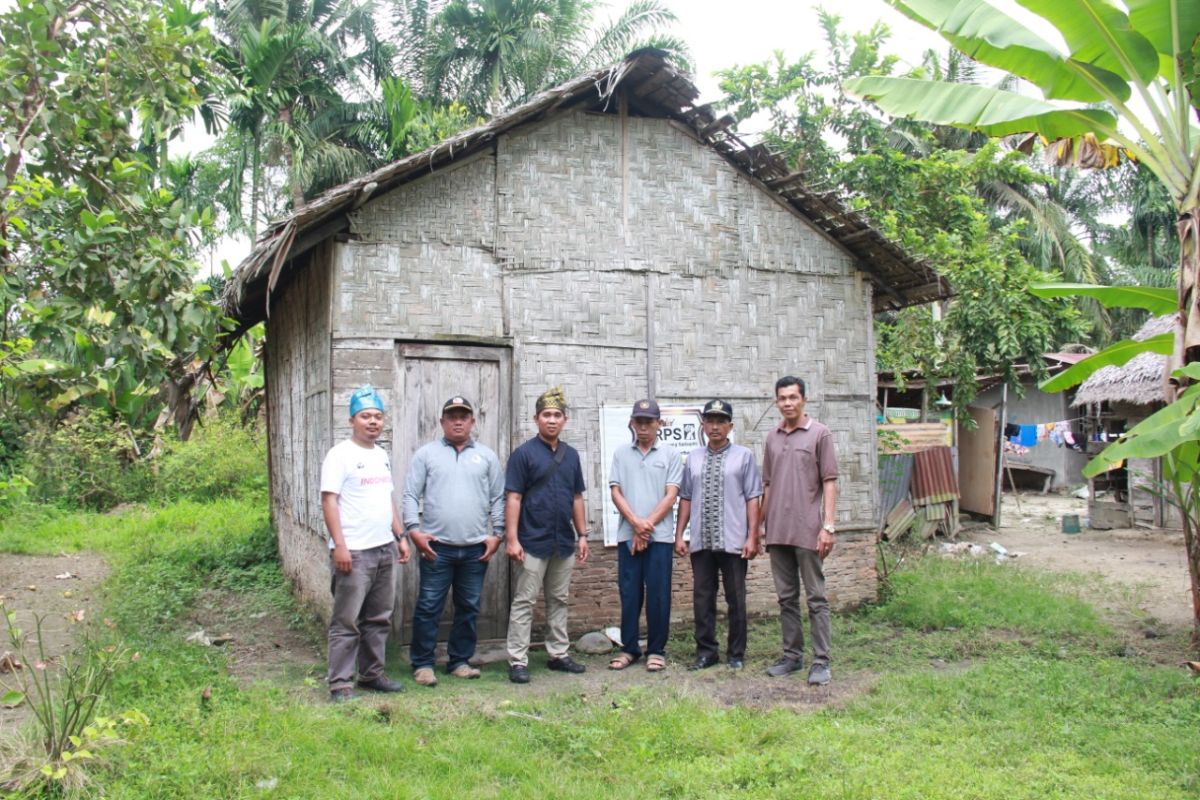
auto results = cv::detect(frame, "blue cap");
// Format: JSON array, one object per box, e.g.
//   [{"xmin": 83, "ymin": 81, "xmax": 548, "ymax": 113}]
[{"xmin": 349, "ymin": 385, "xmax": 385, "ymax": 418}]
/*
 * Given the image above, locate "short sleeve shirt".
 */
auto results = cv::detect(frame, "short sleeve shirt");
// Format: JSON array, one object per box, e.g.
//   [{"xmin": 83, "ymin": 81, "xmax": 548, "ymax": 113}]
[
  {"xmin": 319, "ymin": 439, "xmax": 396, "ymax": 551},
  {"xmin": 762, "ymin": 418, "xmax": 838, "ymax": 550},
  {"xmin": 678, "ymin": 443, "xmax": 763, "ymax": 555},
  {"xmin": 506, "ymin": 436, "xmax": 586, "ymax": 559},
  {"xmin": 608, "ymin": 442, "xmax": 683, "ymax": 544}
]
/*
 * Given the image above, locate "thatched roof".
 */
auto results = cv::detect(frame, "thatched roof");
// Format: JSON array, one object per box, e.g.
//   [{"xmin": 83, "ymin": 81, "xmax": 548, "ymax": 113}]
[
  {"xmin": 221, "ymin": 49, "xmax": 947, "ymax": 327},
  {"xmin": 1072, "ymin": 315, "xmax": 1175, "ymax": 407}
]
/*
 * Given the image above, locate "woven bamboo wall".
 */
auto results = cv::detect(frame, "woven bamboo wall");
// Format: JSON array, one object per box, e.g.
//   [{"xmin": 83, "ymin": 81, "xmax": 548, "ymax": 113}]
[{"xmin": 265, "ymin": 244, "xmax": 335, "ymax": 613}]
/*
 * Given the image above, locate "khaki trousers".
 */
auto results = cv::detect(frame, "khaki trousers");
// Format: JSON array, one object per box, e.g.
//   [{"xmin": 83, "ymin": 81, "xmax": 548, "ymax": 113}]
[{"xmin": 506, "ymin": 552, "xmax": 575, "ymax": 666}]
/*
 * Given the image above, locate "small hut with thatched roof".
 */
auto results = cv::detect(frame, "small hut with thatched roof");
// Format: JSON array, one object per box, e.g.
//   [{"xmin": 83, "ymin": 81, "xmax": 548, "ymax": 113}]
[
  {"xmin": 1072, "ymin": 315, "xmax": 1180, "ymax": 529},
  {"xmin": 222, "ymin": 50, "xmax": 949, "ymax": 643}
]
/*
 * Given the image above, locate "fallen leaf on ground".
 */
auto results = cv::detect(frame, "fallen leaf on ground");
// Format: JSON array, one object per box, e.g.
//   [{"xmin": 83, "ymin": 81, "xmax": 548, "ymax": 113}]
[{"xmin": 0, "ymin": 652, "xmax": 22, "ymax": 673}]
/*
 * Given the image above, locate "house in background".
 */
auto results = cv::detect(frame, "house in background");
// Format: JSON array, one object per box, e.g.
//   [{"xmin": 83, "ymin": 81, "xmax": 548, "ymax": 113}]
[
  {"xmin": 222, "ymin": 51, "xmax": 947, "ymax": 643},
  {"xmin": 1073, "ymin": 315, "xmax": 1181, "ymax": 530}
]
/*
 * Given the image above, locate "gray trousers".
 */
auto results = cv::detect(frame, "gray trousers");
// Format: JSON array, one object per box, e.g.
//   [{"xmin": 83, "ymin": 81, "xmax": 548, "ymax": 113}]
[
  {"xmin": 768, "ymin": 545, "xmax": 831, "ymax": 666},
  {"xmin": 506, "ymin": 553, "xmax": 575, "ymax": 666},
  {"xmin": 327, "ymin": 542, "xmax": 397, "ymax": 690}
]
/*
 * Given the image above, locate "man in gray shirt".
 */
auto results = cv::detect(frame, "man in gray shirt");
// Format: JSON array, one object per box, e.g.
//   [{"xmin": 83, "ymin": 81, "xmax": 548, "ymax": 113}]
[
  {"xmin": 673, "ymin": 399, "xmax": 763, "ymax": 671},
  {"xmin": 403, "ymin": 396, "xmax": 505, "ymax": 687},
  {"xmin": 608, "ymin": 399, "xmax": 683, "ymax": 672}
]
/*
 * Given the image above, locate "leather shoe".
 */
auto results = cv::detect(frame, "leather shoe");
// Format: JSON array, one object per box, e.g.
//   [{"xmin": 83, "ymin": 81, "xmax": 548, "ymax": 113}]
[
  {"xmin": 687, "ymin": 655, "xmax": 719, "ymax": 671},
  {"xmin": 807, "ymin": 663, "xmax": 831, "ymax": 686},
  {"xmin": 766, "ymin": 657, "xmax": 804, "ymax": 677},
  {"xmin": 356, "ymin": 675, "xmax": 406, "ymax": 693},
  {"xmin": 509, "ymin": 663, "xmax": 530, "ymax": 684},
  {"xmin": 546, "ymin": 656, "xmax": 586, "ymax": 674},
  {"xmin": 329, "ymin": 688, "xmax": 357, "ymax": 703}
]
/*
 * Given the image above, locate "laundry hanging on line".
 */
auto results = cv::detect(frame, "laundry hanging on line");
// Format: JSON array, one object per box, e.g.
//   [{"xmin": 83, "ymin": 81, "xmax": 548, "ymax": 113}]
[{"xmin": 1004, "ymin": 419, "xmax": 1086, "ymax": 452}]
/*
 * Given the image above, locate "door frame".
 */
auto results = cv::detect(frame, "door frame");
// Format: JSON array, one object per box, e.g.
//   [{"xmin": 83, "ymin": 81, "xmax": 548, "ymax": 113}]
[{"xmin": 391, "ymin": 342, "xmax": 514, "ymax": 645}]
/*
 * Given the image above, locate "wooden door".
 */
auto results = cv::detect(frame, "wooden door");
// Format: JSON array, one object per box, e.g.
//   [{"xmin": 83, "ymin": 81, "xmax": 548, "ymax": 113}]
[
  {"xmin": 958, "ymin": 406, "xmax": 997, "ymax": 516},
  {"xmin": 392, "ymin": 344, "xmax": 513, "ymax": 644}
]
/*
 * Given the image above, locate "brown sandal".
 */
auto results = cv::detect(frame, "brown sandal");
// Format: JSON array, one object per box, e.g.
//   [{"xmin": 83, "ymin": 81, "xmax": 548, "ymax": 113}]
[
  {"xmin": 609, "ymin": 652, "xmax": 638, "ymax": 670},
  {"xmin": 646, "ymin": 654, "xmax": 667, "ymax": 672}
]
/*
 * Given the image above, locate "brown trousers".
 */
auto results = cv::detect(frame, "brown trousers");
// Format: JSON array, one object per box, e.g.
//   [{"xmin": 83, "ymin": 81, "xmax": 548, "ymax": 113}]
[{"xmin": 767, "ymin": 544, "xmax": 831, "ymax": 666}]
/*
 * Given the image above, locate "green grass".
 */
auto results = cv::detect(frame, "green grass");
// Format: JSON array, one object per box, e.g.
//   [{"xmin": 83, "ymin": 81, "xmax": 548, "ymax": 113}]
[{"xmin": 2, "ymin": 499, "xmax": 1198, "ymax": 799}]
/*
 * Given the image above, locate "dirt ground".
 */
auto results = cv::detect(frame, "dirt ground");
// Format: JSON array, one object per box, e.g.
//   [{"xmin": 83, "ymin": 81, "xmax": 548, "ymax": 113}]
[
  {"xmin": 0, "ymin": 553, "xmax": 109, "ymax": 731},
  {"xmin": 960, "ymin": 491, "xmax": 1193, "ymax": 630},
  {"xmin": 0, "ymin": 493, "xmax": 1192, "ymax": 717}
]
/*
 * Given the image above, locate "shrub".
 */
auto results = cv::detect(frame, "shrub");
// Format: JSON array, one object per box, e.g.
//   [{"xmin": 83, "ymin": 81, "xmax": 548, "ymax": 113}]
[
  {"xmin": 150, "ymin": 414, "xmax": 267, "ymax": 503},
  {"xmin": 21, "ymin": 408, "xmax": 149, "ymax": 510}
]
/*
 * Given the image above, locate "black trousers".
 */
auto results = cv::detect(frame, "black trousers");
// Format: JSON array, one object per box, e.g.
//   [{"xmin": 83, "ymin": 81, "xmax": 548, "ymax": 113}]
[{"xmin": 690, "ymin": 550, "xmax": 748, "ymax": 660}]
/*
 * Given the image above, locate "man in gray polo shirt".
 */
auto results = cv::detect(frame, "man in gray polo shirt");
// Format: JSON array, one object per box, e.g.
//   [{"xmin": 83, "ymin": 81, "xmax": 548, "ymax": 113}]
[
  {"xmin": 760, "ymin": 376, "xmax": 839, "ymax": 685},
  {"xmin": 673, "ymin": 399, "xmax": 763, "ymax": 671},
  {"xmin": 608, "ymin": 399, "xmax": 683, "ymax": 672},
  {"xmin": 403, "ymin": 396, "xmax": 505, "ymax": 687}
]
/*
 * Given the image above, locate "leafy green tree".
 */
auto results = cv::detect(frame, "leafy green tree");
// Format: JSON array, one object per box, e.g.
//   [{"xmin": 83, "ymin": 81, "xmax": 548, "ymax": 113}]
[
  {"xmin": 0, "ymin": 0, "xmax": 227, "ymax": 426},
  {"xmin": 846, "ymin": 0, "xmax": 1200, "ymax": 640},
  {"xmin": 716, "ymin": 13, "xmax": 1086, "ymax": 410}
]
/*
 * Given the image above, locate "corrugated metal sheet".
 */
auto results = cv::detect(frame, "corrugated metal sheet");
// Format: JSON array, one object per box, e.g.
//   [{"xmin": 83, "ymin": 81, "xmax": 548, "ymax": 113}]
[
  {"xmin": 911, "ymin": 446, "xmax": 959, "ymax": 505},
  {"xmin": 878, "ymin": 453, "xmax": 914, "ymax": 526}
]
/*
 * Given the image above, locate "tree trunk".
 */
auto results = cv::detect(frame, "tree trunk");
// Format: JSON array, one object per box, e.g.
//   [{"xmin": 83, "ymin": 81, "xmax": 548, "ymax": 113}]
[{"xmin": 1176, "ymin": 205, "xmax": 1200, "ymax": 645}]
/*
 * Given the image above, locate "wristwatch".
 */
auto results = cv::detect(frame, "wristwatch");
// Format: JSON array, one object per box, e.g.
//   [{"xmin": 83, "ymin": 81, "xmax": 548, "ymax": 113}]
[{"xmin": 822, "ymin": 522, "xmax": 836, "ymax": 534}]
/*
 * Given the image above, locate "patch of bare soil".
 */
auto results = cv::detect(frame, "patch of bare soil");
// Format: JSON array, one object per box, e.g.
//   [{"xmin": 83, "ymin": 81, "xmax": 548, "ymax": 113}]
[
  {"xmin": 185, "ymin": 589, "xmax": 324, "ymax": 687},
  {"xmin": 0, "ymin": 553, "xmax": 109, "ymax": 731},
  {"xmin": 960, "ymin": 491, "xmax": 1193, "ymax": 658},
  {"xmin": 385, "ymin": 640, "xmax": 872, "ymax": 713}
]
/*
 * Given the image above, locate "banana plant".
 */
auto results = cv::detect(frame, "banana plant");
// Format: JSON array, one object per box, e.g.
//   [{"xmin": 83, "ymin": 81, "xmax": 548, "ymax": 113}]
[{"xmin": 845, "ymin": 1, "xmax": 1200, "ymax": 641}]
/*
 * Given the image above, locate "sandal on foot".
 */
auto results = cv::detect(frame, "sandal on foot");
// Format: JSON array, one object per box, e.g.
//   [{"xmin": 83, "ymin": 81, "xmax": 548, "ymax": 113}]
[
  {"xmin": 609, "ymin": 652, "xmax": 638, "ymax": 670},
  {"xmin": 646, "ymin": 654, "xmax": 667, "ymax": 672}
]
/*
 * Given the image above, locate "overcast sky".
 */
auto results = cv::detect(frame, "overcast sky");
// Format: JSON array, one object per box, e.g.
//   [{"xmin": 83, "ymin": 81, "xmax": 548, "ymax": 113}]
[{"xmin": 661, "ymin": 0, "xmax": 949, "ymax": 102}]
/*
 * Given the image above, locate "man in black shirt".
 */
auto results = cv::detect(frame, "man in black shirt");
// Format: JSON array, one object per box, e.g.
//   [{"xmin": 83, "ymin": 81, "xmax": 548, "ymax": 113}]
[{"xmin": 504, "ymin": 387, "xmax": 590, "ymax": 684}]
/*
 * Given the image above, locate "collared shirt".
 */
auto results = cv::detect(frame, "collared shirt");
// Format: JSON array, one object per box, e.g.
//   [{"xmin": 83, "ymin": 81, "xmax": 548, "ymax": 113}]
[
  {"xmin": 679, "ymin": 443, "xmax": 763, "ymax": 555},
  {"xmin": 506, "ymin": 436, "xmax": 586, "ymax": 559},
  {"xmin": 762, "ymin": 417, "xmax": 838, "ymax": 550},
  {"xmin": 608, "ymin": 441, "xmax": 683, "ymax": 544},
  {"xmin": 402, "ymin": 437, "xmax": 505, "ymax": 546}
]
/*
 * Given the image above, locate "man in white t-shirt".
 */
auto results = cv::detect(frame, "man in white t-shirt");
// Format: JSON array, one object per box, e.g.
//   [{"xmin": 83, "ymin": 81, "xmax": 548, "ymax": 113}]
[{"xmin": 321, "ymin": 385, "xmax": 411, "ymax": 702}]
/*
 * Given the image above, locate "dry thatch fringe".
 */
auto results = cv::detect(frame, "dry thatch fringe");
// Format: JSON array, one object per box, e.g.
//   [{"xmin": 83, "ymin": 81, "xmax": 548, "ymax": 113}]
[{"xmin": 1072, "ymin": 315, "xmax": 1175, "ymax": 407}]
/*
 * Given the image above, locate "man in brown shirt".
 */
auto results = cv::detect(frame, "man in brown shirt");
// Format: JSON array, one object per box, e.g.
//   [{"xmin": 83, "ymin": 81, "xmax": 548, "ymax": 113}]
[{"xmin": 759, "ymin": 376, "xmax": 838, "ymax": 685}]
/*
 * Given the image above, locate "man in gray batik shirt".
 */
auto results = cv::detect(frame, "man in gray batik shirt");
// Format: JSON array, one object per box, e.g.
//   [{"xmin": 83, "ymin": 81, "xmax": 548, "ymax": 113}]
[{"xmin": 673, "ymin": 399, "xmax": 763, "ymax": 671}]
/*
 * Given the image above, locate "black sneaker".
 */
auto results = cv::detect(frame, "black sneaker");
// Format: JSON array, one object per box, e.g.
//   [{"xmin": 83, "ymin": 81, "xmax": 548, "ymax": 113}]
[
  {"xmin": 356, "ymin": 676, "xmax": 406, "ymax": 693},
  {"xmin": 807, "ymin": 663, "xmax": 831, "ymax": 686},
  {"xmin": 727, "ymin": 658, "xmax": 745, "ymax": 670},
  {"xmin": 329, "ymin": 688, "xmax": 357, "ymax": 703},
  {"xmin": 765, "ymin": 657, "xmax": 804, "ymax": 677},
  {"xmin": 546, "ymin": 655, "xmax": 586, "ymax": 674},
  {"xmin": 686, "ymin": 655, "xmax": 719, "ymax": 671}
]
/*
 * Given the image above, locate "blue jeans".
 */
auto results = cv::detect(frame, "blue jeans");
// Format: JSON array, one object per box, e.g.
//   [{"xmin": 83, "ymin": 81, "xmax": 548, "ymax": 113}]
[
  {"xmin": 617, "ymin": 541, "xmax": 674, "ymax": 658},
  {"xmin": 409, "ymin": 541, "xmax": 489, "ymax": 671}
]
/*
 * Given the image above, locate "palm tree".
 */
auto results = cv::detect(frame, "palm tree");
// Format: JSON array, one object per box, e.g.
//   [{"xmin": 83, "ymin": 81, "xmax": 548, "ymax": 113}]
[
  {"xmin": 422, "ymin": 0, "xmax": 689, "ymax": 116},
  {"xmin": 208, "ymin": 0, "xmax": 394, "ymax": 233}
]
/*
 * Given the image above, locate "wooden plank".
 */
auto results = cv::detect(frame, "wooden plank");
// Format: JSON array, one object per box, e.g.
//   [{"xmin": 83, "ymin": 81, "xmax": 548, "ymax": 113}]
[{"xmin": 958, "ymin": 406, "xmax": 997, "ymax": 516}]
